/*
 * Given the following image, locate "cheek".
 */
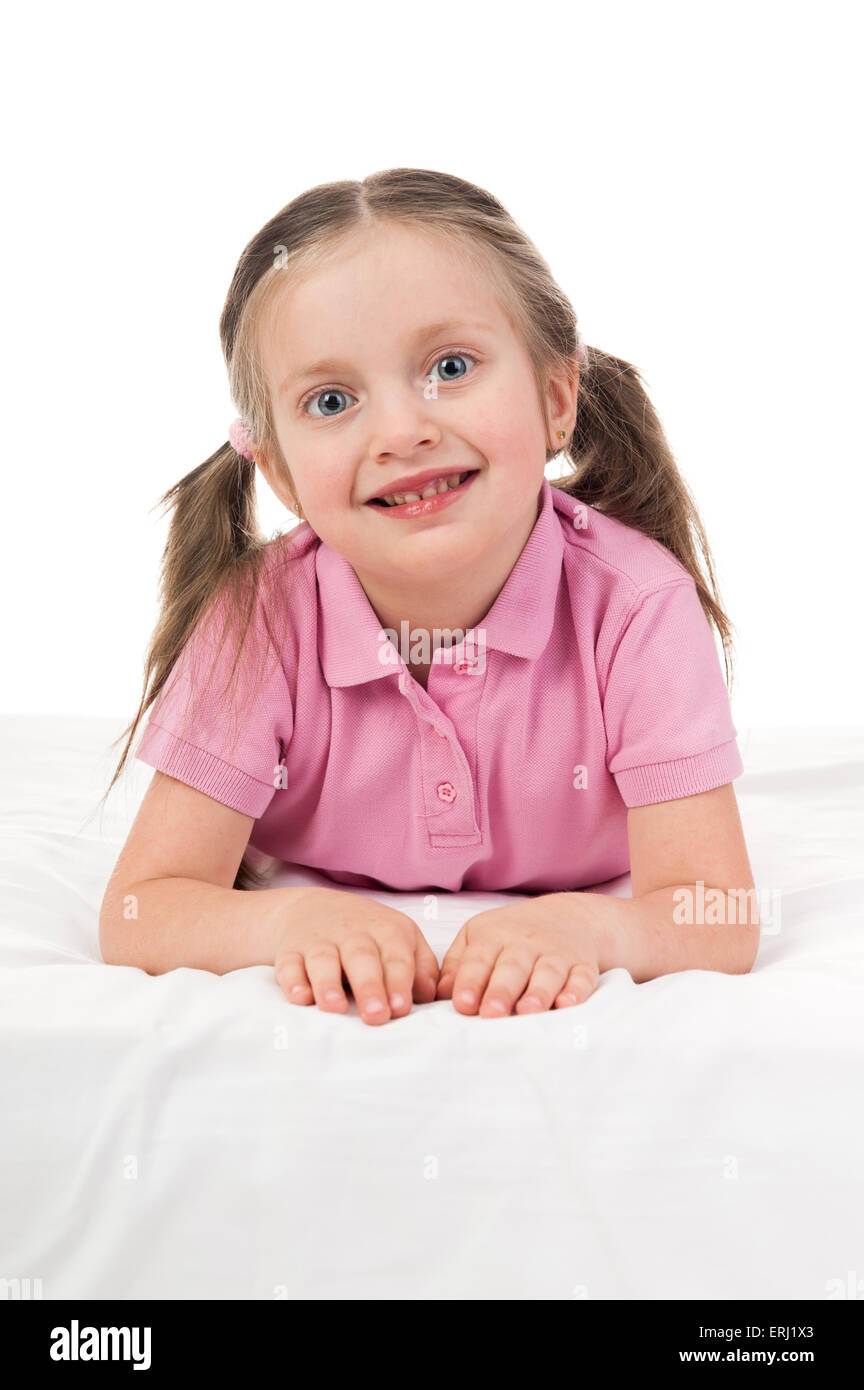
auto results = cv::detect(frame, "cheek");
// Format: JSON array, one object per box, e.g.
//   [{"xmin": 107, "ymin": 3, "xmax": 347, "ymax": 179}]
[
  {"xmin": 296, "ymin": 459, "xmax": 349, "ymax": 507},
  {"xmin": 466, "ymin": 374, "xmax": 544, "ymax": 454}
]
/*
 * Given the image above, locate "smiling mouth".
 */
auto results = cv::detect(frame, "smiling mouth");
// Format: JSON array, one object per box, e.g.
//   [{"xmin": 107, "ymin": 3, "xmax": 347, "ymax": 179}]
[{"xmin": 367, "ymin": 470, "xmax": 478, "ymax": 506}]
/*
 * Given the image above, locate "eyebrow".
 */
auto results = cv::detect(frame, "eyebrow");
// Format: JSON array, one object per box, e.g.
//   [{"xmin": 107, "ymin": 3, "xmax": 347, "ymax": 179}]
[{"xmin": 278, "ymin": 319, "xmax": 496, "ymax": 393}]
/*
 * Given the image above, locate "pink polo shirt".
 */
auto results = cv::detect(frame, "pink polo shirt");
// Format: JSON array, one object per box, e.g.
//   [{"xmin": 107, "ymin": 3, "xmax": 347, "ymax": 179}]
[{"xmin": 135, "ymin": 477, "xmax": 743, "ymax": 892}]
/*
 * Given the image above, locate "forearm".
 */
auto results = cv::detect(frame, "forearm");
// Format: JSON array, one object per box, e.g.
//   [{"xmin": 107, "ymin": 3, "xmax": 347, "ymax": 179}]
[
  {"xmin": 556, "ymin": 884, "xmax": 761, "ymax": 982},
  {"xmin": 99, "ymin": 877, "xmax": 307, "ymax": 975}
]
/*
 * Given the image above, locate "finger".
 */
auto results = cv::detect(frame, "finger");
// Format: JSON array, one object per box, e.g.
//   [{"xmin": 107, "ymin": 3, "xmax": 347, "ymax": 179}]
[
  {"xmin": 514, "ymin": 953, "xmax": 571, "ymax": 1014},
  {"xmin": 554, "ymin": 962, "xmax": 600, "ymax": 1008},
  {"xmin": 377, "ymin": 932, "xmax": 417, "ymax": 1017},
  {"xmin": 275, "ymin": 950, "xmax": 314, "ymax": 1006},
  {"xmin": 436, "ymin": 968, "xmax": 456, "ymax": 1001},
  {"xmin": 451, "ymin": 939, "xmax": 502, "ymax": 1014},
  {"xmin": 413, "ymin": 933, "xmax": 440, "ymax": 1003},
  {"xmin": 304, "ymin": 942, "xmax": 350, "ymax": 1013},
  {"xmin": 339, "ymin": 933, "xmax": 391, "ymax": 1026},
  {"xmin": 437, "ymin": 927, "xmax": 468, "ymax": 999},
  {"xmin": 477, "ymin": 948, "xmax": 538, "ymax": 1018}
]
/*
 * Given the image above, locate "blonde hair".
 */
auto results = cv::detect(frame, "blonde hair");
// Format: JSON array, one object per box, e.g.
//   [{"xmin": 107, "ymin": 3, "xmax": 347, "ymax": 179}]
[{"xmin": 103, "ymin": 167, "xmax": 738, "ymax": 888}]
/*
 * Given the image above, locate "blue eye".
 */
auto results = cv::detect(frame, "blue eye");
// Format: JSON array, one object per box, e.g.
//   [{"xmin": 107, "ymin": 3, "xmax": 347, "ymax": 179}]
[
  {"xmin": 298, "ymin": 350, "xmax": 477, "ymax": 418},
  {"xmin": 429, "ymin": 351, "xmax": 475, "ymax": 384},
  {"xmin": 302, "ymin": 387, "xmax": 356, "ymax": 419}
]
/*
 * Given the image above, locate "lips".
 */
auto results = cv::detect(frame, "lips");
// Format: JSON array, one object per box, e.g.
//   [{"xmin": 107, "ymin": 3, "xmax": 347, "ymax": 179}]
[
  {"xmin": 367, "ymin": 470, "xmax": 477, "ymax": 507},
  {"xmin": 366, "ymin": 468, "xmax": 479, "ymax": 518}
]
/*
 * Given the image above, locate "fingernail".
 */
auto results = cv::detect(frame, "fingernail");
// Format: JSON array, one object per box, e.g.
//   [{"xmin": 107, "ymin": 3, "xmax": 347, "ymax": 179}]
[
  {"xmin": 457, "ymin": 989, "xmax": 476, "ymax": 1007},
  {"xmin": 290, "ymin": 985, "xmax": 307, "ymax": 998},
  {"xmin": 521, "ymin": 996, "xmax": 543, "ymax": 1011},
  {"xmin": 389, "ymin": 993, "xmax": 405, "ymax": 1009},
  {"xmin": 485, "ymin": 998, "xmax": 507, "ymax": 1014},
  {"xmin": 324, "ymin": 989, "xmax": 343, "ymax": 1003},
  {"xmin": 365, "ymin": 998, "xmax": 384, "ymax": 1014}
]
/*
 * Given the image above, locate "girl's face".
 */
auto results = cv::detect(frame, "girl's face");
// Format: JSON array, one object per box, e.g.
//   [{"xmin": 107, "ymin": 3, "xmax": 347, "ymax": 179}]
[{"xmin": 257, "ymin": 222, "xmax": 575, "ymax": 592}]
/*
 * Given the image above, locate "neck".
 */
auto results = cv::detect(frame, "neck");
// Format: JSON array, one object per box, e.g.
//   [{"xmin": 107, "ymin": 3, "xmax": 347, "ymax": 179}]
[{"xmin": 354, "ymin": 487, "xmax": 542, "ymax": 648}]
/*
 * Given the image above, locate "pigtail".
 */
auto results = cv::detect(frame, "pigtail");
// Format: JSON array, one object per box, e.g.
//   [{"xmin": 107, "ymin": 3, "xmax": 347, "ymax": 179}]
[
  {"xmin": 100, "ymin": 438, "xmax": 274, "ymax": 891},
  {"xmin": 552, "ymin": 346, "xmax": 736, "ymax": 688}
]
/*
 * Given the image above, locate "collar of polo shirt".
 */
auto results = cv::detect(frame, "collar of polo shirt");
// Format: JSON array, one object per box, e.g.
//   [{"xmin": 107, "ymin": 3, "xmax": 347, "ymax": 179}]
[{"xmin": 316, "ymin": 477, "xmax": 566, "ymax": 688}]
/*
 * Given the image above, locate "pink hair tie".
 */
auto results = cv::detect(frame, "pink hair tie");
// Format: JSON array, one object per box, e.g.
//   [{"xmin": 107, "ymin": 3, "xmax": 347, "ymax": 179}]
[{"xmin": 229, "ymin": 417, "xmax": 256, "ymax": 461}]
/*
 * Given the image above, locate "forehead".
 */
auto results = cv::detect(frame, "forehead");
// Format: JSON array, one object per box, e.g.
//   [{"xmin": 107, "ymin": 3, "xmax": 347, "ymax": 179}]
[{"xmin": 261, "ymin": 223, "xmax": 513, "ymax": 376}]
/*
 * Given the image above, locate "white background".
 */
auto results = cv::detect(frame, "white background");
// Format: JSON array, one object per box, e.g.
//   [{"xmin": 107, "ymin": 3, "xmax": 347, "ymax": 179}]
[{"xmin": 3, "ymin": 1, "xmax": 860, "ymax": 724}]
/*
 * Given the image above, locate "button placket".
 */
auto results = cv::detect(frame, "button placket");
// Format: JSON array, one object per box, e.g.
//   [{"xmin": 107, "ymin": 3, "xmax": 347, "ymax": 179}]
[
  {"xmin": 397, "ymin": 675, "xmax": 478, "ymax": 834},
  {"xmin": 429, "ymin": 646, "xmax": 489, "ymax": 842},
  {"xmin": 431, "ymin": 701, "xmax": 486, "ymax": 838},
  {"xmin": 420, "ymin": 712, "xmax": 476, "ymax": 830}
]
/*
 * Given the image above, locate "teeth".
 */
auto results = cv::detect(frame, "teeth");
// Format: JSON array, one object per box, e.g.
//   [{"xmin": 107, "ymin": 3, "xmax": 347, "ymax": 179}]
[{"xmin": 378, "ymin": 472, "xmax": 471, "ymax": 505}]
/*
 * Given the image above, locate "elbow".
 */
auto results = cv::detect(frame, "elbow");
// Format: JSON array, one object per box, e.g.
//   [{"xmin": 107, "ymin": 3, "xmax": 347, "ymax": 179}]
[
  {"xmin": 98, "ymin": 887, "xmax": 142, "ymax": 970},
  {"xmin": 98, "ymin": 903, "xmax": 123, "ymax": 966},
  {"xmin": 728, "ymin": 923, "xmax": 761, "ymax": 976},
  {"xmin": 716, "ymin": 885, "xmax": 761, "ymax": 975},
  {"xmin": 98, "ymin": 888, "xmax": 113, "ymax": 963}
]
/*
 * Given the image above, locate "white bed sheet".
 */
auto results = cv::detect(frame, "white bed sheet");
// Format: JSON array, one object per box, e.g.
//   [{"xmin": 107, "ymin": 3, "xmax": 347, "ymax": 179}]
[{"xmin": 1, "ymin": 716, "xmax": 862, "ymax": 1300}]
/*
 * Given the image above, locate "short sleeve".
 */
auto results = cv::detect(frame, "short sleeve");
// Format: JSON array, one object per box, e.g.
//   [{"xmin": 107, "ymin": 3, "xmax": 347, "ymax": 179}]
[
  {"xmin": 602, "ymin": 578, "xmax": 743, "ymax": 807},
  {"xmin": 135, "ymin": 586, "xmax": 294, "ymax": 819}
]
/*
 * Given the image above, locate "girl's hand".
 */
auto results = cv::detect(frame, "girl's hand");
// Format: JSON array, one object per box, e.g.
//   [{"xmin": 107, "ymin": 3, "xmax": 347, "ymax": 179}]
[
  {"xmin": 435, "ymin": 894, "xmax": 601, "ymax": 1017},
  {"xmin": 273, "ymin": 886, "xmax": 440, "ymax": 1026}
]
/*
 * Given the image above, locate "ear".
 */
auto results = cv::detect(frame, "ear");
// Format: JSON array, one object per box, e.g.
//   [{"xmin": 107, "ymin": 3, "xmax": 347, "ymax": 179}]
[{"xmin": 548, "ymin": 356, "xmax": 580, "ymax": 436}]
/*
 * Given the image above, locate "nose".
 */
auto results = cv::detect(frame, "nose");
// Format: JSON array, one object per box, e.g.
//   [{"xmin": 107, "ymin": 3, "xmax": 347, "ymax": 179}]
[{"xmin": 366, "ymin": 385, "xmax": 442, "ymax": 460}]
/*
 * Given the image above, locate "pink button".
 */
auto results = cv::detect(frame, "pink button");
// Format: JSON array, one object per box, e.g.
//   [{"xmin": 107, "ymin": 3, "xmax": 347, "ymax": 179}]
[
  {"xmin": 454, "ymin": 660, "xmax": 476, "ymax": 673},
  {"xmin": 436, "ymin": 782, "xmax": 457, "ymax": 803}
]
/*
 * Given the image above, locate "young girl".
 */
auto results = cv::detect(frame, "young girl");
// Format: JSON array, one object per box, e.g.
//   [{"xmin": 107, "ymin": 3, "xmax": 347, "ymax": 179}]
[{"xmin": 99, "ymin": 167, "xmax": 759, "ymax": 1026}]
